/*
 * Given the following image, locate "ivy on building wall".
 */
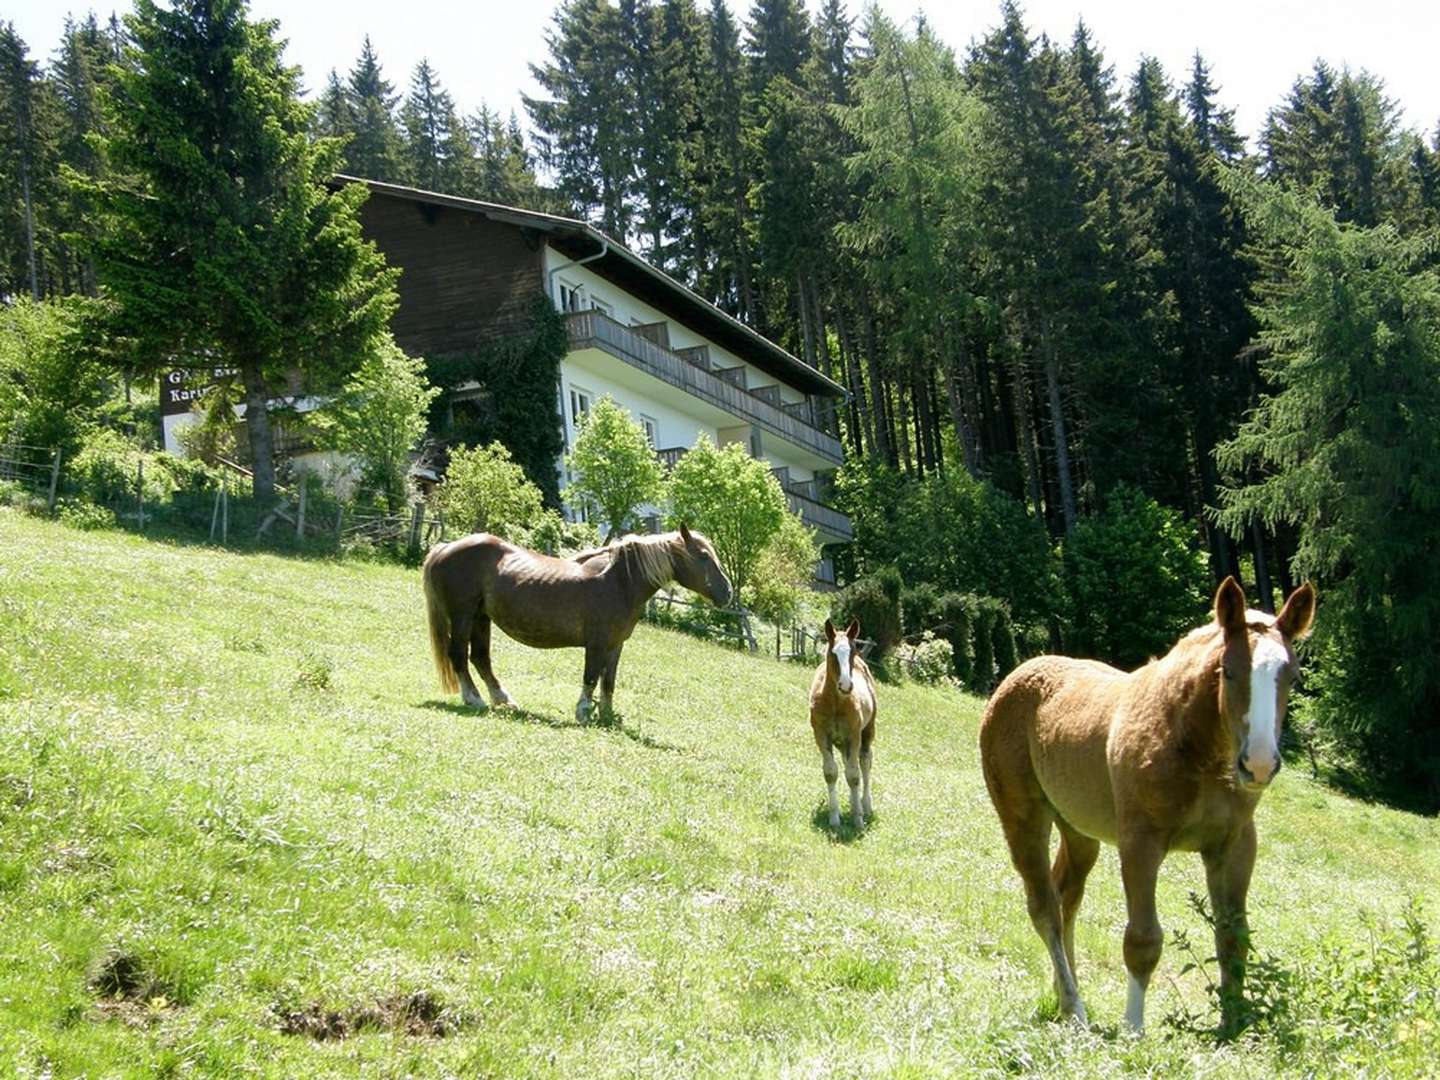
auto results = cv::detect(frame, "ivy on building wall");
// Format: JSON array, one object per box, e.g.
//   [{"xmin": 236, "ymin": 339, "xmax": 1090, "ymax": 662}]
[{"xmin": 425, "ymin": 293, "xmax": 567, "ymax": 506}]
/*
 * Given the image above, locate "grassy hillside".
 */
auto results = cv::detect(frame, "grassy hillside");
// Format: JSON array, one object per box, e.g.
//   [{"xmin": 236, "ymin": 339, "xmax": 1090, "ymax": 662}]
[{"xmin": 1, "ymin": 510, "xmax": 1437, "ymax": 1078}]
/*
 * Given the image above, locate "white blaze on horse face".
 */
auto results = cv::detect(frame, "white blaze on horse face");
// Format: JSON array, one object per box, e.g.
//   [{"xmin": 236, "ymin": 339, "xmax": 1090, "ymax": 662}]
[
  {"xmin": 831, "ymin": 636, "xmax": 854, "ymax": 694},
  {"xmin": 1243, "ymin": 635, "xmax": 1288, "ymax": 784}
]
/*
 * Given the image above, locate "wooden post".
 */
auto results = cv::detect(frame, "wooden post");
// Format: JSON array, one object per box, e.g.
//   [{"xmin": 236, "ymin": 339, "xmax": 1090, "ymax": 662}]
[
  {"xmin": 221, "ymin": 485, "xmax": 228, "ymax": 545},
  {"xmin": 296, "ymin": 480, "xmax": 307, "ymax": 540},
  {"xmin": 408, "ymin": 502, "xmax": 423, "ymax": 552},
  {"xmin": 136, "ymin": 458, "xmax": 145, "ymax": 530},
  {"xmin": 210, "ymin": 484, "xmax": 222, "ymax": 541},
  {"xmin": 47, "ymin": 447, "xmax": 62, "ymax": 513},
  {"xmin": 335, "ymin": 501, "xmax": 345, "ymax": 543}
]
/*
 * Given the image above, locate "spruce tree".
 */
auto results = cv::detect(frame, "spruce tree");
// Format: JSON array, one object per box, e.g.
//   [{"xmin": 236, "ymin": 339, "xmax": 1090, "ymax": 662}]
[
  {"xmin": 344, "ymin": 35, "xmax": 403, "ymax": 182},
  {"xmin": 83, "ymin": 0, "xmax": 399, "ymax": 502}
]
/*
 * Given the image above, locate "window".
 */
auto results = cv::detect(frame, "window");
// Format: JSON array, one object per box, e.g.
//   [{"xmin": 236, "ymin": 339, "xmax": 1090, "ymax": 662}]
[
  {"xmin": 569, "ymin": 386, "xmax": 592, "ymax": 429},
  {"xmin": 639, "ymin": 414, "xmax": 658, "ymax": 448},
  {"xmin": 590, "ymin": 296, "xmax": 613, "ymax": 318},
  {"xmin": 749, "ymin": 429, "xmax": 763, "ymax": 458},
  {"xmin": 558, "ymin": 279, "xmax": 584, "ymax": 313}
]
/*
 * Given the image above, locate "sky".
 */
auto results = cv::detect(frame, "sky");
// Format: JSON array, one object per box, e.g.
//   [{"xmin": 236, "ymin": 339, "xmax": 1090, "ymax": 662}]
[{"xmin": 7, "ymin": 0, "xmax": 1439, "ymax": 147}]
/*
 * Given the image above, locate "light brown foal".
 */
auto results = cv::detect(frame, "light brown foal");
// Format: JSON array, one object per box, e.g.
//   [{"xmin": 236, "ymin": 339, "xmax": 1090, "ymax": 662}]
[
  {"xmin": 810, "ymin": 618, "xmax": 877, "ymax": 829},
  {"xmin": 980, "ymin": 578, "xmax": 1315, "ymax": 1034}
]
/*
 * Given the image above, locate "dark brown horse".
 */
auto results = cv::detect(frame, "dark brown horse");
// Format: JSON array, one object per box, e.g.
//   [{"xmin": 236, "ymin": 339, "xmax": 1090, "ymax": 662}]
[
  {"xmin": 423, "ymin": 525, "xmax": 731, "ymax": 721},
  {"xmin": 980, "ymin": 577, "xmax": 1315, "ymax": 1034}
]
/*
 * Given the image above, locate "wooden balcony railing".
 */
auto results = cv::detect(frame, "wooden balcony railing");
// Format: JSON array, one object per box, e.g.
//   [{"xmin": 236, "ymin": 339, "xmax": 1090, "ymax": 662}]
[{"xmin": 565, "ymin": 309, "xmax": 844, "ymax": 465}]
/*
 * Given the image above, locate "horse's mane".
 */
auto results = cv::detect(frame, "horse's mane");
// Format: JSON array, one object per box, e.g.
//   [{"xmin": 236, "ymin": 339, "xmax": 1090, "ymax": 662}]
[{"xmin": 571, "ymin": 533, "xmax": 677, "ymax": 590}]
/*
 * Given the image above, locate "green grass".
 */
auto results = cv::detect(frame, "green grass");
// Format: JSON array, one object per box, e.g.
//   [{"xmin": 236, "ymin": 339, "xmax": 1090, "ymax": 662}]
[{"xmin": 1, "ymin": 509, "xmax": 1438, "ymax": 1077}]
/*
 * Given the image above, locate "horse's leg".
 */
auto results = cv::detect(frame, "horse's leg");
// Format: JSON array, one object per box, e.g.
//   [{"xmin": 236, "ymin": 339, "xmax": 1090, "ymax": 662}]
[
  {"xmin": 575, "ymin": 643, "xmax": 606, "ymax": 723},
  {"xmin": 1118, "ymin": 829, "xmax": 1168, "ymax": 1034},
  {"xmin": 859, "ymin": 718, "xmax": 875, "ymax": 818},
  {"xmin": 984, "ymin": 733, "xmax": 1085, "ymax": 1022},
  {"xmin": 469, "ymin": 614, "xmax": 512, "ymax": 707},
  {"xmin": 598, "ymin": 645, "xmax": 622, "ymax": 715},
  {"xmin": 1204, "ymin": 819, "xmax": 1257, "ymax": 1038},
  {"xmin": 844, "ymin": 720, "xmax": 865, "ymax": 829},
  {"xmin": 1053, "ymin": 820, "xmax": 1100, "ymax": 984},
  {"xmin": 448, "ymin": 609, "xmax": 487, "ymax": 710},
  {"xmin": 813, "ymin": 720, "xmax": 841, "ymax": 829}
]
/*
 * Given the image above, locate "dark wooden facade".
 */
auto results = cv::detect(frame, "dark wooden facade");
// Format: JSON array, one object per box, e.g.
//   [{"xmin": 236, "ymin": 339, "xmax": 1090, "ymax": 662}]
[{"xmin": 357, "ymin": 194, "xmax": 545, "ymax": 357}]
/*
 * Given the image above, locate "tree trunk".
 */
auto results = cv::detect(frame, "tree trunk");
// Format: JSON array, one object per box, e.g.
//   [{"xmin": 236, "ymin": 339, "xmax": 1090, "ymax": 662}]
[
  {"xmin": 811, "ymin": 269, "xmax": 834, "ymax": 382},
  {"xmin": 241, "ymin": 361, "xmax": 277, "ymax": 503},
  {"xmin": 1251, "ymin": 519, "xmax": 1274, "ymax": 613},
  {"xmin": 860, "ymin": 289, "xmax": 893, "ymax": 466},
  {"xmin": 20, "ymin": 154, "xmax": 39, "ymax": 300},
  {"xmin": 796, "ymin": 270, "xmax": 816, "ymax": 369},
  {"xmin": 1014, "ymin": 361, "xmax": 1046, "ymax": 525},
  {"xmin": 1041, "ymin": 329, "xmax": 1078, "ymax": 534}
]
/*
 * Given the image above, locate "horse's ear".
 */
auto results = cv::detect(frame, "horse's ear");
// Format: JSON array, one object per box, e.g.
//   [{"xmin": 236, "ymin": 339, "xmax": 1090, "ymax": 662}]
[
  {"xmin": 1214, "ymin": 576, "xmax": 1247, "ymax": 633},
  {"xmin": 679, "ymin": 522, "xmax": 693, "ymax": 545},
  {"xmin": 824, "ymin": 618, "xmax": 836, "ymax": 643},
  {"xmin": 845, "ymin": 617, "xmax": 859, "ymax": 641},
  {"xmin": 1276, "ymin": 582, "xmax": 1316, "ymax": 641}
]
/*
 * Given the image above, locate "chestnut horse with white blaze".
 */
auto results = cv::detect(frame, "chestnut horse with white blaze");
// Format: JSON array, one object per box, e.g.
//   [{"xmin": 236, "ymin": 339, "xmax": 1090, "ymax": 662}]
[
  {"xmin": 423, "ymin": 525, "xmax": 731, "ymax": 721},
  {"xmin": 810, "ymin": 618, "xmax": 877, "ymax": 829},
  {"xmin": 980, "ymin": 577, "xmax": 1316, "ymax": 1034}
]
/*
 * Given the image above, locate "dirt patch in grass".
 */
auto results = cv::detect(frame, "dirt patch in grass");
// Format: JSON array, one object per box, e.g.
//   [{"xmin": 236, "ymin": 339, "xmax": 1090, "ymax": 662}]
[
  {"xmin": 277, "ymin": 989, "xmax": 463, "ymax": 1040},
  {"xmin": 87, "ymin": 948, "xmax": 181, "ymax": 1027}
]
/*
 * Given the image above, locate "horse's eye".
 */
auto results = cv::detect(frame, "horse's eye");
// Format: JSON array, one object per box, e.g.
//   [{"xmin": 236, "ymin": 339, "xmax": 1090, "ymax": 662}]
[{"xmin": 1222, "ymin": 667, "xmax": 1235, "ymax": 681}]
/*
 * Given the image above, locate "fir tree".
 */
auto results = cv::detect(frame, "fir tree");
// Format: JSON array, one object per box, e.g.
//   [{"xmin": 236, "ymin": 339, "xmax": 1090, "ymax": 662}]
[
  {"xmin": 344, "ymin": 35, "xmax": 403, "ymax": 182},
  {"xmin": 83, "ymin": 0, "xmax": 399, "ymax": 502}
]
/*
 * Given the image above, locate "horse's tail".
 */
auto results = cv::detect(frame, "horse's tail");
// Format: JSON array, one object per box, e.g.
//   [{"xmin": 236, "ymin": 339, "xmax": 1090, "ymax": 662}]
[{"xmin": 423, "ymin": 544, "xmax": 459, "ymax": 695}]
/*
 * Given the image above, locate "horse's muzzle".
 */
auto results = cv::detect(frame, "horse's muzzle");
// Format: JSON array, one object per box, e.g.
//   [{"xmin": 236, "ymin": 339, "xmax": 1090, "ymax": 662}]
[{"xmin": 1236, "ymin": 755, "xmax": 1279, "ymax": 790}]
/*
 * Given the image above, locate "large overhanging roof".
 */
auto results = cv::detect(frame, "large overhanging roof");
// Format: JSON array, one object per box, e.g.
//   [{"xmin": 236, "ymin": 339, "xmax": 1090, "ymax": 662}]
[{"xmin": 337, "ymin": 175, "xmax": 845, "ymax": 398}]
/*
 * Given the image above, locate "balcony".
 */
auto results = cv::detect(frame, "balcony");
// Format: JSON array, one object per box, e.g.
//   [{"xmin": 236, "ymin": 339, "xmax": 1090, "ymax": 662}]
[
  {"xmin": 565, "ymin": 309, "xmax": 843, "ymax": 465},
  {"xmin": 779, "ymin": 475, "xmax": 854, "ymax": 542}
]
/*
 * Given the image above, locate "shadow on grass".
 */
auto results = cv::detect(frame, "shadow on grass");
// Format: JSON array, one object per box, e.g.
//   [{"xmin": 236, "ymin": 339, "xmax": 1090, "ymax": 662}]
[
  {"xmin": 809, "ymin": 803, "xmax": 878, "ymax": 844},
  {"xmin": 419, "ymin": 699, "xmax": 680, "ymax": 752}
]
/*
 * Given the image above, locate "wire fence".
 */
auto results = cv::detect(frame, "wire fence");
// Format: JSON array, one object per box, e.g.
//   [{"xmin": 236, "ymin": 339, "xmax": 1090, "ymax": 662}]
[{"xmin": 0, "ymin": 442, "xmax": 63, "ymax": 511}]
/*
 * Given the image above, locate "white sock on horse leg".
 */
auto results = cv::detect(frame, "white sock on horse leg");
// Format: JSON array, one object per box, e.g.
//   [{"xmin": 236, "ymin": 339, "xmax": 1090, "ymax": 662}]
[{"xmin": 1125, "ymin": 972, "xmax": 1146, "ymax": 1033}]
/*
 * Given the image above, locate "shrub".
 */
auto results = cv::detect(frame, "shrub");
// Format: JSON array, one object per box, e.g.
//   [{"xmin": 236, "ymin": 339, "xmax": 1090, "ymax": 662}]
[
  {"xmin": 512, "ymin": 508, "xmax": 600, "ymax": 556},
  {"xmin": 56, "ymin": 498, "xmax": 118, "ymax": 531},
  {"xmin": 744, "ymin": 512, "xmax": 820, "ymax": 627},
  {"xmin": 938, "ymin": 592, "xmax": 975, "ymax": 686},
  {"xmin": 667, "ymin": 435, "xmax": 788, "ymax": 596},
  {"xmin": 0, "ymin": 295, "xmax": 110, "ymax": 457},
  {"xmin": 897, "ymin": 630, "xmax": 955, "ymax": 686},
  {"xmin": 969, "ymin": 602, "xmax": 997, "ymax": 695},
  {"xmin": 990, "ymin": 599, "xmax": 1020, "ymax": 681},
  {"xmin": 437, "ymin": 442, "xmax": 548, "ymax": 540},
  {"xmin": 315, "ymin": 336, "xmax": 439, "ymax": 513},
  {"xmin": 564, "ymin": 395, "xmax": 665, "ymax": 540},
  {"xmin": 901, "ymin": 582, "xmax": 942, "ymax": 636},
  {"xmin": 834, "ymin": 566, "xmax": 903, "ymax": 660},
  {"xmin": 1062, "ymin": 484, "xmax": 1210, "ymax": 670}
]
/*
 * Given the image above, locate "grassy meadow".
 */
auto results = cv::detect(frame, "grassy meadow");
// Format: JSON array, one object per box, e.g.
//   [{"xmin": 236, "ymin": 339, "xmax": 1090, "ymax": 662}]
[{"xmin": 1, "ymin": 509, "xmax": 1438, "ymax": 1077}]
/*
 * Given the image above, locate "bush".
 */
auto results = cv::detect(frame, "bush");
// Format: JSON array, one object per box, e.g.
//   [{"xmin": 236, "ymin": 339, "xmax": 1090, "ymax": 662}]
[
  {"xmin": 56, "ymin": 498, "xmax": 118, "ymax": 531},
  {"xmin": 437, "ymin": 442, "xmax": 548, "ymax": 540},
  {"xmin": 938, "ymin": 592, "xmax": 975, "ymax": 686},
  {"xmin": 0, "ymin": 295, "xmax": 110, "ymax": 457},
  {"xmin": 744, "ymin": 512, "xmax": 820, "ymax": 626},
  {"xmin": 897, "ymin": 630, "xmax": 955, "ymax": 686},
  {"xmin": 1062, "ymin": 484, "xmax": 1210, "ymax": 669},
  {"xmin": 834, "ymin": 566, "xmax": 903, "ymax": 660},
  {"xmin": 901, "ymin": 582, "xmax": 942, "ymax": 636},
  {"xmin": 512, "ymin": 508, "xmax": 600, "ymax": 556},
  {"xmin": 969, "ymin": 601, "xmax": 996, "ymax": 694},
  {"xmin": 667, "ymin": 435, "xmax": 788, "ymax": 596},
  {"xmin": 564, "ymin": 395, "xmax": 665, "ymax": 539}
]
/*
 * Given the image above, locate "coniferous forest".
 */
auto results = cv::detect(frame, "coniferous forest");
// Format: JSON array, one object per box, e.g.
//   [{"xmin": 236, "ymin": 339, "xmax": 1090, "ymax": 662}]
[{"xmin": 3, "ymin": 1, "xmax": 1440, "ymax": 806}]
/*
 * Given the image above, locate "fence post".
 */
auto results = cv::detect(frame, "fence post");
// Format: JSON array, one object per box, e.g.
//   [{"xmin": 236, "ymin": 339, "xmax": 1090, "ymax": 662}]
[
  {"xmin": 334, "ymin": 501, "xmax": 345, "ymax": 544},
  {"xmin": 210, "ymin": 483, "xmax": 222, "ymax": 541},
  {"xmin": 136, "ymin": 458, "xmax": 145, "ymax": 530},
  {"xmin": 221, "ymin": 485, "xmax": 228, "ymax": 545},
  {"xmin": 408, "ymin": 502, "xmax": 423, "ymax": 553},
  {"xmin": 47, "ymin": 447, "xmax": 62, "ymax": 514},
  {"xmin": 296, "ymin": 480, "xmax": 307, "ymax": 540}
]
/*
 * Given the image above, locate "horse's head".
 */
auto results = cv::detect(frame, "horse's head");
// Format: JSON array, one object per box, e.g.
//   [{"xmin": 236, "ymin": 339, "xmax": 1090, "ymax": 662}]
[
  {"xmin": 671, "ymin": 524, "xmax": 732, "ymax": 607},
  {"xmin": 824, "ymin": 617, "xmax": 860, "ymax": 695},
  {"xmin": 1213, "ymin": 576, "xmax": 1316, "ymax": 792}
]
